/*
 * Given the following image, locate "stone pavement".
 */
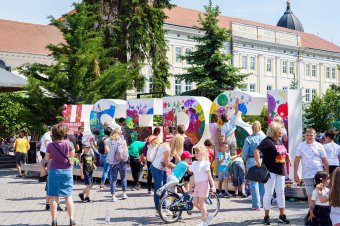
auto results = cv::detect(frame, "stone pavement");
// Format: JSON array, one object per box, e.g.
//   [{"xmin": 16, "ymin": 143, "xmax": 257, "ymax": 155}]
[{"xmin": 0, "ymin": 169, "xmax": 307, "ymax": 226}]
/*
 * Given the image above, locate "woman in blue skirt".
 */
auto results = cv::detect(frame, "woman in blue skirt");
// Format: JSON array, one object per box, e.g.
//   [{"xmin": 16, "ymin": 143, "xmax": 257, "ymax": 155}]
[{"xmin": 45, "ymin": 125, "xmax": 75, "ymax": 226}]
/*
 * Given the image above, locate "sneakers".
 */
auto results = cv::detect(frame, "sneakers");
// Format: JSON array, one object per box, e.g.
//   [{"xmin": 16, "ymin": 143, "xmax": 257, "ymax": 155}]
[
  {"xmin": 132, "ymin": 184, "xmax": 141, "ymax": 191},
  {"xmin": 155, "ymin": 210, "xmax": 159, "ymax": 217},
  {"xmin": 279, "ymin": 214, "xmax": 290, "ymax": 224},
  {"xmin": 264, "ymin": 216, "xmax": 271, "ymax": 225},
  {"xmin": 57, "ymin": 204, "xmax": 63, "ymax": 211},
  {"xmin": 241, "ymin": 193, "xmax": 247, "ymax": 198},
  {"xmin": 156, "ymin": 187, "xmax": 164, "ymax": 197},
  {"xmin": 99, "ymin": 184, "xmax": 105, "ymax": 190},
  {"xmin": 79, "ymin": 193, "xmax": 84, "ymax": 201},
  {"xmin": 122, "ymin": 193, "xmax": 128, "ymax": 199},
  {"xmin": 112, "ymin": 196, "xmax": 118, "ymax": 202},
  {"xmin": 51, "ymin": 220, "xmax": 57, "ymax": 226},
  {"xmin": 224, "ymin": 192, "xmax": 231, "ymax": 198},
  {"xmin": 217, "ymin": 192, "xmax": 223, "ymax": 197},
  {"xmin": 204, "ymin": 213, "xmax": 214, "ymax": 225},
  {"xmin": 84, "ymin": 197, "xmax": 92, "ymax": 203},
  {"xmin": 69, "ymin": 219, "xmax": 76, "ymax": 226},
  {"xmin": 148, "ymin": 190, "xmax": 153, "ymax": 196},
  {"xmin": 196, "ymin": 221, "xmax": 204, "ymax": 226},
  {"xmin": 252, "ymin": 207, "xmax": 261, "ymax": 211}
]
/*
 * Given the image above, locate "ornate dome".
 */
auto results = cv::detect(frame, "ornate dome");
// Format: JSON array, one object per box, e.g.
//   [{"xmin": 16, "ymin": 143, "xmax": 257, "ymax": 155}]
[{"xmin": 277, "ymin": 0, "xmax": 304, "ymax": 32}]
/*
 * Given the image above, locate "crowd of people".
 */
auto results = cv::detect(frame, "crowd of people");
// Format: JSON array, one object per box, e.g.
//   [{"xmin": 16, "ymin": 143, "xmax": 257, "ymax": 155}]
[{"xmin": 6, "ymin": 112, "xmax": 340, "ymax": 226}]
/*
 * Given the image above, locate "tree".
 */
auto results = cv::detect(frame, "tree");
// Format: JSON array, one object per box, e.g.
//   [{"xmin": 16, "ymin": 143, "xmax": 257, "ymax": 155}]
[
  {"xmin": 289, "ymin": 73, "xmax": 299, "ymax": 90},
  {"xmin": 242, "ymin": 107, "xmax": 269, "ymax": 133},
  {"xmin": 176, "ymin": 0, "xmax": 247, "ymax": 99},
  {"xmin": 18, "ymin": 1, "xmax": 173, "ymax": 133},
  {"xmin": 303, "ymin": 85, "xmax": 340, "ymax": 132}
]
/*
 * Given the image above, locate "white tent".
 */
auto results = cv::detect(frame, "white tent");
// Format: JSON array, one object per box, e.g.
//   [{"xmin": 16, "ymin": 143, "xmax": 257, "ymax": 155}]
[{"xmin": 0, "ymin": 68, "xmax": 27, "ymax": 92}]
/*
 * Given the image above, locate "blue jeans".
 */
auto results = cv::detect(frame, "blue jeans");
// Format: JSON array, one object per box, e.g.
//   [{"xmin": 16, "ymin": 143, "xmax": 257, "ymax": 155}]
[
  {"xmin": 101, "ymin": 154, "xmax": 110, "ymax": 184},
  {"xmin": 109, "ymin": 161, "xmax": 127, "ymax": 194},
  {"xmin": 150, "ymin": 165, "xmax": 167, "ymax": 210},
  {"xmin": 246, "ymin": 158, "xmax": 264, "ymax": 209}
]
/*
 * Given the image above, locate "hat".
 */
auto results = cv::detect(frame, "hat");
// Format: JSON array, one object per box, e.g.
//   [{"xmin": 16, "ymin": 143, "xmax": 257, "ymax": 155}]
[
  {"xmin": 181, "ymin": 151, "xmax": 193, "ymax": 160},
  {"xmin": 83, "ymin": 142, "xmax": 91, "ymax": 148},
  {"xmin": 315, "ymin": 133, "xmax": 325, "ymax": 142}
]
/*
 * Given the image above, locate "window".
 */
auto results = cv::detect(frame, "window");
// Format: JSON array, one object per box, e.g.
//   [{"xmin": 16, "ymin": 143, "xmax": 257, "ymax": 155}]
[
  {"xmin": 175, "ymin": 79, "xmax": 182, "ymax": 95},
  {"xmin": 149, "ymin": 77, "xmax": 153, "ymax": 92},
  {"xmin": 250, "ymin": 56, "xmax": 255, "ymax": 70},
  {"xmin": 306, "ymin": 64, "xmax": 310, "ymax": 77},
  {"xmin": 249, "ymin": 84, "xmax": 256, "ymax": 92},
  {"xmin": 312, "ymin": 65, "xmax": 316, "ymax": 77},
  {"xmin": 332, "ymin": 67, "xmax": 336, "ymax": 79},
  {"xmin": 282, "ymin": 86, "xmax": 288, "ymax": 90},
  {"xmin": 289, "ymin": 62, "xmax": 295, "ymax": 74},
  {"xmin": 326, "ymin": 67, "xmax": 330, "ymax": 79},
  {"xmin": 175, "ymin": 47, "xmax": 182, "ymax": 63},
  {"xmin": 185, "ymin": 81, "xmax": 192, "ymax": 91},
  {"xmin": 312, "ymin": 89, "xmax": 317, "ymax": 100},
  {"xmin": 266, "ymin": 59, "xmax": 272, "ymax": 72},
  {"xmin": 242, "ymin": 56, "xmax": 247, "ymax": 69},
  {"xmin": 305, "ymin": 89, "xmax": 310, "ymax": 102},
  {"xmin": 185, "ymin": 48, "xmax": 191, "ymax": 57},
  {"xmin": 266, "ymin": 85, "xmax": 272, "ymax": 91},
  {"xmin": 282, "ymin": 61, "xmax": 287, "ymax": 74},
  {"xmin": 241, "ymin": 84, "xmax": 247, "ymax": 91}
]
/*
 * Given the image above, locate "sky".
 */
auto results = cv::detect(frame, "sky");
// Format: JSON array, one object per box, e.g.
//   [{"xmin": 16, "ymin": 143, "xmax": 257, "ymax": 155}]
[{"xmin": 0, "ymin": 0, "xmax": 339, "ymax": 46}]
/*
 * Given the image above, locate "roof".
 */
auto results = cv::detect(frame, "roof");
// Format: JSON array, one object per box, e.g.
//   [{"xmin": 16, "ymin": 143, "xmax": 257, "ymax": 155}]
[
  {"xmin": 165, "ymin": 7, "xmax": 340, "ymax": 53},
  {"xmin": 0, "ymin": 6, "xmax": 339, "ymax": 56},
  {"xmin": 0, "ymin": 67, "xmax": 27, "ymax": 91},
  {"xmin": 277, "ymin": 1, "xmax": 304, "ymax": 32},
  {"xmin": 0, "ymin": 19, "xmax": 63, "ymax": 55}
]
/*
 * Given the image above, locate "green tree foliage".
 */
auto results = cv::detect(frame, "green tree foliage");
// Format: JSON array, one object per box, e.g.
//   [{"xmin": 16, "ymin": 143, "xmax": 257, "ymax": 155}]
[
  {"xmin": 303, "ymin": 85, "xmax": 340, "ymax": 132},
  {"xmin": 17, "ymin": 0, "xmax": 172, "ymax": 134},
  {"xmin": 290, "ymin": 74, "xmax": 299, "ymax": 90},
  {"xmin": 242, "ymin": 106, "xmax": 269, "ymax": 133},
  {"xmin": 176, "ymin": 0, "xmax": 247, "ymax": 99}
]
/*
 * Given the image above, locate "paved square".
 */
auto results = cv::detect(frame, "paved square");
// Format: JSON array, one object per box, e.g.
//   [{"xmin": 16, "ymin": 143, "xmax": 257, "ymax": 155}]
[{"xmin": 0, "ymin": 169, "xmax": 307, "ymax": 225}]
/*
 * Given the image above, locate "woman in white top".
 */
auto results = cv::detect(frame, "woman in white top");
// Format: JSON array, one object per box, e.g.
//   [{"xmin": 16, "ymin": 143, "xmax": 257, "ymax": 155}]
[
  {"xmin": 329, "ymin": 167, "xmax": 340, "ymax": 225},
  {"xmin": 150, "ymin": 134, "xmax": 184, "ymax": 215}
]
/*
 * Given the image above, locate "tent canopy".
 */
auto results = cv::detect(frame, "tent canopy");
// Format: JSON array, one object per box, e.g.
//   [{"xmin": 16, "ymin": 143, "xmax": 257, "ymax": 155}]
[{"xmin": 0, "ymin": 68, "xmax": 27, "ymax": 92}]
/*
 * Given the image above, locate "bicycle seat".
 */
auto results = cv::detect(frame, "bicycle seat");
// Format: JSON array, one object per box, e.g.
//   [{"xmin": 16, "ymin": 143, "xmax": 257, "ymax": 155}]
[{"xmin": 176, "ymin": 183, "xmax": 186, "ymax": 188}]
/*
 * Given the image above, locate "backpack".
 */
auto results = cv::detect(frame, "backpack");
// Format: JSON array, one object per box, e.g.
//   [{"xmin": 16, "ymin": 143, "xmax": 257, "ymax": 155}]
[
  {"xmin": 143, "ymin": 136, "xmax": 159, "ymax": 162},
  {"xmin": 114, "ymin": 139, "xmax": 129, "ymax": 162}
]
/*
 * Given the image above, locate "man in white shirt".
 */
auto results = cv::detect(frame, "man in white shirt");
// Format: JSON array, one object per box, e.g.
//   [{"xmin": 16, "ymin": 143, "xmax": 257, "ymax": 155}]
[
  {"xmin": 40, "ymin": 126, "xmax": 52, "ymax": 159},
  {"xmin": 294, "ymin": 128, "xmax": 329, "ymax": 207},
  {"xmin": 323, "ymin": 131, "xmax": 340, "ymax": 175}
]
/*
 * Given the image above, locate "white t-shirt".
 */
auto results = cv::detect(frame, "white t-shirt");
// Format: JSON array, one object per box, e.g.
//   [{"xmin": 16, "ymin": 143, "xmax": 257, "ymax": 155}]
[
  {"xmin": 40, "ymin": 132, "xmax": 52, "ymax": 153},
  {"xmin": 189, "ymin": 160, "xmax": 210, "ymax": 182},
  {"xmin": 152, "ymin": 143, "xmax": 170, "ymax": 171},
  {"xmin": 209, "ymin": 123, "xmax": 219, "ymax": 141},
  {"xmin": 323, "ymin": 142, "xmax": 340, "ymax": 166},
  {"xmin": 330, "ymin": 206, "xmax": 340, "ymax": 224},
  {"xmin": 311, "ymin": 187, "xmax": 329, "ymax": 206},
  {"xmin": 296, "ymin": 141, "xmax": 327, "ymax": 179}
]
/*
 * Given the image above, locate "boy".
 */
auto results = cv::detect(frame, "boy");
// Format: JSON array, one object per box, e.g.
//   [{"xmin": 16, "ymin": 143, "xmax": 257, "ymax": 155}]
[
  {"xmin": 79, "ymin": 142, "xmax": 96, "ymax": 202},
  {"xmin": 156, "ymin": 151, "xmax": 192, "ymax": 196},
  {"xmin": 217, "ymin": 142, "xmax": 231, "ymax": 198}
]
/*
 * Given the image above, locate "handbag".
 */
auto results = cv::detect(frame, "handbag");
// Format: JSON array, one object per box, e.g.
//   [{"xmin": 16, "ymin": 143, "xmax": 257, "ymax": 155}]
[
  {"xmin": 246, "ymin": 164, "xmax": 270, "ymax": 183},
  {"xmin": 52, "ymin": 142, "xmax": 73, "ymax": 165}
]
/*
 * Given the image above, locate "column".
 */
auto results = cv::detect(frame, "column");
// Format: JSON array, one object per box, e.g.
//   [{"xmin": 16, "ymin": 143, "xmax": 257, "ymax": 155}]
[
  {"xmin": 319, "ymin": 63, "xmax": 324, "ymax": 94},
  {"xmin": 297, "ymin": 54, "xmax": 304, "ymax": 90},
  {"xmin": 258, "ymin": 54, "xmax": 264, "ymax": 94},
  {"xmin": 275, "ymin": 57, "xmax": 281, "ymax": 90}
]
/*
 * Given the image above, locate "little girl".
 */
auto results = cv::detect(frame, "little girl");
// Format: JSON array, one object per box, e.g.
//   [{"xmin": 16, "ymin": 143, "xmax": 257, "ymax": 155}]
[
  {"xmin": 308, "ymin": 171, "xmax": 332, "ymax": 226},
  {"xmin": 329, "ymin": 167, "xmax": 340, "ymax": 226},
  {"xmin": 189, "ymin": 145, "xmax": 216, "ymax": 226}
]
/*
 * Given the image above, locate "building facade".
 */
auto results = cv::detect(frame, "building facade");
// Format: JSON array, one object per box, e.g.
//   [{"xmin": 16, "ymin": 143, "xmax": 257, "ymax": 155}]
[{"xmin": 148, "ymin": 5, "xmax": 340, "ymax": 103}]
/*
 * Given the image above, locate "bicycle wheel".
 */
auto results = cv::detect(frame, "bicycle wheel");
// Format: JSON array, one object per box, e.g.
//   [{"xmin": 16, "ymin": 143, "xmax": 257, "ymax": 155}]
[
  {"xmin": 205, "ymin": 191, "xmax": 220, "ymax": 217},
  {"xmin": 158, "ymin": 193, "xmax": 183, "ymax": 223}
]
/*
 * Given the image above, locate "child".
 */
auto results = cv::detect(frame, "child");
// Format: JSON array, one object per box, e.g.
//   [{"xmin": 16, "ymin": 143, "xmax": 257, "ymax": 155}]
[
  {"xmin": 156, "ymin": 151, "xmax": 192, "ymax": 196},
  {"xmin": 189, "ymin": 145, "xmax": 216, "ymax": 226},
  {"xmin": 217, "ymin": 142, "xmax": 231, "ymax": 198},
  {"xmin": 308, "ymin": 171, "xmax": 332, "ymax": 226},
  {"xmin": 329, "ymin": 167, "xmax": 340, "ymax": 225},
  {"xmin": 230, "ymin": 152, "xmax": 246, "ymax": 197},
  {"xmin": 79, "ymin": 142, "xmax": 97, "ymax": 202}
]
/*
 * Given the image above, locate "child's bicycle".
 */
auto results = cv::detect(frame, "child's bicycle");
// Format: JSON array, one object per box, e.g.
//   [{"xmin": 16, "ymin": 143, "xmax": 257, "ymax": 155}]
[{"xmin": 158, "ymin": 183, "xmax": 220, "ymax": 223}]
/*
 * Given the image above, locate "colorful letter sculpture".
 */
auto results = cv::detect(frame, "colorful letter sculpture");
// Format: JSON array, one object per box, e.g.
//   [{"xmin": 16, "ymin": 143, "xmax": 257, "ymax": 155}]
[
  {"xmin": 89, "ymin": 99, "xmax": 127, "ymax": 133},
  {"xmin": 267, "ymin": 89, "xmax": 302, "ymax": 178},
  {"xmin": 127, "ymin": 98, "xmax": 163, "ymax": 142},
  {"xmin": 163, "ymin": 96, "xmax": 212, "ymax": 146},
  {"xmin": 61, "ymin": 104, "xmax": 93, "ymax": 134},
  {"xmin": 210, "ymin": 91, "xmax": 266, "ymax": 151}
]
